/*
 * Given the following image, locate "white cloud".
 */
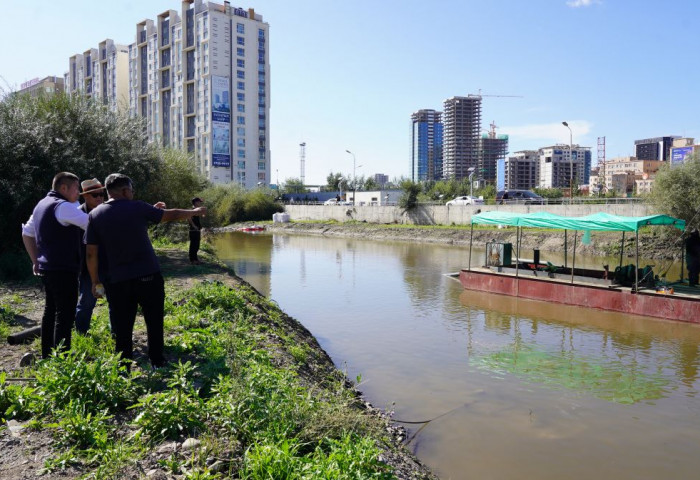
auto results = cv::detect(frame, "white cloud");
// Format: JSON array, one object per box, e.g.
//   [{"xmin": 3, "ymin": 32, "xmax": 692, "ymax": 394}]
[
  {"xmin": 566, "ymin": 0, "xmax": 600, "ymax": 7},
  {"xmin": 500, "ymin": 121, "xmax": 593, "ymax": 147}
]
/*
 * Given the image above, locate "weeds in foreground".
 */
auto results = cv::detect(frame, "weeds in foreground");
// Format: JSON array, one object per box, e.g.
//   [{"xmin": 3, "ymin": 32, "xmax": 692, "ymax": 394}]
[{"xmin": 3, "ymin": 280, "xmax": 397, "ymax": 479}]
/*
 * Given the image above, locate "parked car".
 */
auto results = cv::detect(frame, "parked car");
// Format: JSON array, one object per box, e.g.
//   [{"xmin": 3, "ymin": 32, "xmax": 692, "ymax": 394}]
[
  {"xmin": 446, "ymin": 195, "xmax": 485, "ymax": 206},
  {"xmin": 324, "ymin": 198, "xmax": 352, "ymax": 206},
  {"xmin": 496, "ymin": 190, "xmax": 545, "ymax": 205}
]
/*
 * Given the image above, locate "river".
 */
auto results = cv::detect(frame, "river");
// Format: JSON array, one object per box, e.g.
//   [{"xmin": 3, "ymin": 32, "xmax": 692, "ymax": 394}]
[{"xmin": 211, "ymin": 231, "xmax": 700, "ymax": 480}]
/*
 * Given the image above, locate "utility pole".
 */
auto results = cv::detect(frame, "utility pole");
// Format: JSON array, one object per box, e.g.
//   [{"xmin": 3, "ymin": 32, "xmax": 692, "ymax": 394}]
[{"xmin": 299, "ymin": 142, "xmax": 306, "ymax": 186}]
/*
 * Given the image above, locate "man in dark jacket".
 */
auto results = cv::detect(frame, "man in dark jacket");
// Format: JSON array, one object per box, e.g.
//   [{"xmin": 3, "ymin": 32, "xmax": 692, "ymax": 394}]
[
  {"xmin": 187, "ymin": 197, "xmax": 204, "ymax": 264},
  {"xmin": 85, "ymin": 174, "xmax": 206, "ymax": 368},
  {"xmin": 22, "ymin": 172, "xmax": 88, "ymax": 358},
  {"xmin": 686, "ymin": 229, "xmax": 700, "ymax": 287}
]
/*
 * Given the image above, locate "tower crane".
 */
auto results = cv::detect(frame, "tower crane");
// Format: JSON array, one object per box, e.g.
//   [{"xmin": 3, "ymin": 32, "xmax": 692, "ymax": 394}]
[{"xmin": 474, "ymin": 89, "xmax": 524, "ymax": 98}]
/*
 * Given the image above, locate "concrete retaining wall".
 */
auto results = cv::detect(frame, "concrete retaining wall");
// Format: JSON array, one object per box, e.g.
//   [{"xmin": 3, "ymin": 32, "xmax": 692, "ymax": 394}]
[{"xmin": 283, "ymin": 203, "xmax": 653, "ymax": 226}]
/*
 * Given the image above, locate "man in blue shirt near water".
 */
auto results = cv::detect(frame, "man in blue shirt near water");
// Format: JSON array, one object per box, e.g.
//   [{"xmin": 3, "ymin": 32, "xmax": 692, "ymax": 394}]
[{"xmin": 85, "ymin": 173, "xmax": 206, "ymax": 368}]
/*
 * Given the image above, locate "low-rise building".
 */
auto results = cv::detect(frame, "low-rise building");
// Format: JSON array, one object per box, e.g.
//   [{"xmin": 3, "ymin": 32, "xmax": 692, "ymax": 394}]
[
  {"xmin": 590, "ymin": 156, "xmax": 662, "ymax": 195},
  {"xmin": 17, "ymin": 76, "xmax": 65, "ymax": 97},
  {"xmin": 670, "ymin": 137, "xmax": 699, "ymax": 167}
]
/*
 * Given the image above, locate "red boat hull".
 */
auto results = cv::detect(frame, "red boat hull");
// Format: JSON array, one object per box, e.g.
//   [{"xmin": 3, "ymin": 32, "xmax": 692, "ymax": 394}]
[{"xmin": 459, "ymin": 269, "xmax": 700, "ymax": 324}]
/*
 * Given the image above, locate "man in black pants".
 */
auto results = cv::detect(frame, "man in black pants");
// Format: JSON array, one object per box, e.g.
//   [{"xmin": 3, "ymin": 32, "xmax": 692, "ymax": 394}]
[
  {"xmin": 85, "ymin": 174, "xmax": 206, "ymax": 368},
  {"xmin": 187, "ymin": 197, "xmax": 204, "ymax": 264},
  {"xmin": 686, "ymin": 229, "xmax": 700, "ymax": 287},
  {"xmin": 22, "ymin": 172, "xmax": 89, "ymax": 358}
]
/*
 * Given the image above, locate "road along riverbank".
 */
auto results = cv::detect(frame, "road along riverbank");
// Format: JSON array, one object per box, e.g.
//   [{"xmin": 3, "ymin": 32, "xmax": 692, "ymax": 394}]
[
  {"xmin": 0, "ymin": 248, "xmax": 436, "ymax": 479},
  {"xmin": 226, "ymin": 221, "xmax": 684, "ymax": 261}
]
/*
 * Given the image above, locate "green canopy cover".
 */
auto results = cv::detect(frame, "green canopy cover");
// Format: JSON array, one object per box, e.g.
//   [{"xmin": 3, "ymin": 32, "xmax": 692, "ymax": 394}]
[{"xmin": 470, "ymin": 211, "xmax": 685, "ymax": 232}]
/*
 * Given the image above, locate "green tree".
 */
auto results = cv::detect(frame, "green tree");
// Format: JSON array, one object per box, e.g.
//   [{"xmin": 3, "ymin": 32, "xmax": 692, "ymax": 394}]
[
  {"xmin": 144, "ymin": 149, "xmax": 207, "ymax": 209},
  {"xmin": 363, "ymin": 176, "xmax": 380, "ymax": 191},
  {"xmin": 281, "ymin": 177, "xmax": 307, "ymax": 194},
  {"xmin": 533, "ymin": 187, "xmax": 563, "ymax": 199},
  {"xmin": 398, "ymin": 179, "xmax": 421, "ymax": 210},
  {"xmin": 326, "ymin": 171, "xmax": 343, "ymax": 191},
  {"xmin": 0, "ymin": 91, "xmax": 159, "ymax": 255},
  {"xmin": 648, "ymin": 155, "xmax": 700, "ymax": 229}
]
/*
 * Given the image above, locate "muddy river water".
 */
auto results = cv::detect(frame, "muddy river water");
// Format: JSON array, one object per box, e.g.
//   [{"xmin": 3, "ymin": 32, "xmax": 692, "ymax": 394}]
[{"xmin": 212, "ymin": 231, "xmax": 700, "ymax": 480}]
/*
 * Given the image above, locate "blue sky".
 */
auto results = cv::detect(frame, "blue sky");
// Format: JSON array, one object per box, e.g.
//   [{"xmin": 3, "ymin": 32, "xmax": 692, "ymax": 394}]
[{"xmin": 1, "ymin": 0, "xmax": 698, "ymax": 185}]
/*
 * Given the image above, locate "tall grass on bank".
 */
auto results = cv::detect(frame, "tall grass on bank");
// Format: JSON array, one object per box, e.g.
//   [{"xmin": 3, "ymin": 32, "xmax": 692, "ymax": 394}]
[
  {"xmin": 0, "ymin": 280, "xmax": 396, "ymax": 479},
  {"xmin": 197, "ymin": 184, "xmax": 283, "ymax": 227}
]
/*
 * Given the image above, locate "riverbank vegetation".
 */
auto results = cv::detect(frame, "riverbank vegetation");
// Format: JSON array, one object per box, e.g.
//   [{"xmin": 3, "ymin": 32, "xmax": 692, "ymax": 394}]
[
  {"xmin": 648, "ymin": 155, "xmax": 700, "ymax": 230},
  {"xmin": 0, "ymin": 92, "xmax": 280, "ymax": 280},
  {"xmin": 0, "ymin": 249, "xmax": 434, "ymax": 479}
]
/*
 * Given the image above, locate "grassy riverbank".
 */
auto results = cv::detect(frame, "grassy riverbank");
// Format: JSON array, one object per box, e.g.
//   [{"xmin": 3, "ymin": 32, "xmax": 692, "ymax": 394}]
[{"xmin": 0, "ymin": 247, "xmax": 435, "ymax": 479}]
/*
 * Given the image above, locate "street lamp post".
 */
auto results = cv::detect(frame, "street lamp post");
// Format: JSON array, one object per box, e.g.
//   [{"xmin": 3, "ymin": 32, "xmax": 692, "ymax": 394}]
[
  {"xmin": 346, "ymin": 149, "xmax": 357, "ymax": 206},
  {"xmin": 562, "ymin": 121, "xmax": 573, "ymax": 200},
  {"xmin": 467, "ymin": 167, "xmax": 476, "ymax": 199}
]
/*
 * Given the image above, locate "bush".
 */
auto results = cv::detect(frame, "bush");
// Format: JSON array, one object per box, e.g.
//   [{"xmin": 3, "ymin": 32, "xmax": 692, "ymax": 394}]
[
  {"xmin": 0, "ymin": 92, "xmax": 157, "ymax": 254},
  {"xmin": 34, "ymin": 350, "xmax": 140, "ymax": 416},
  {"xmin": 0, "ymin": 250, "xmax": 33, "ymax": 281},
  {"xmin": 197, "ymin": 184, "xmax": 282, "ymax": 226},
  {"xmin": 648, "ymin": 155, "xmax": 700, "ymax": 229},
  {"xmin": 398, "ymin": 180, "xmax": 421, "ymax": 210}
]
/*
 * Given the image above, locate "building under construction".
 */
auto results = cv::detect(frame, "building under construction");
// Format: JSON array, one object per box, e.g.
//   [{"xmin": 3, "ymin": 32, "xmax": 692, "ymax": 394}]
[
  {"xmin": 442, "ymin": 95, "xmax": 482, "ymax": 180},
  {"xmin": 479, "ymin": 122, "xmax": 508, "ymax": 185}
]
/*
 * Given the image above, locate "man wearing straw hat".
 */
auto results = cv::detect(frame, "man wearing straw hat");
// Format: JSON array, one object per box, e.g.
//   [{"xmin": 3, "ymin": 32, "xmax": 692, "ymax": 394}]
[
  {"xmin": 21, "ymin": 172, "xmax": 89, "ymax": 358},
  {"xmin": 74, "ymin": 178, "xmax": 106, "ymax": 334}
]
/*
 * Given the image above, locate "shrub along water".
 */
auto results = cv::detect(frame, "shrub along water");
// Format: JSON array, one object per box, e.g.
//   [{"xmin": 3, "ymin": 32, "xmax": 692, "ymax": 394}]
[
  {"xmin": 0, "ymin": 278, "xmax": 399, "ymax": 478},
  {"xmin": 0, "ymin": 91, "xmax": 284, "ymax": 279}
]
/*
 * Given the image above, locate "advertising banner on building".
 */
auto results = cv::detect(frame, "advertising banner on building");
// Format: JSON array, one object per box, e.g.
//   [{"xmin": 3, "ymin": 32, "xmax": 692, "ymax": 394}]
[
  {"xmin": 211, "ymin": 76, "xmax": 231, "ymax": 167},
  {"xmin": 671, "ymin": 146, "xmax": 693, "ymax": 167}
]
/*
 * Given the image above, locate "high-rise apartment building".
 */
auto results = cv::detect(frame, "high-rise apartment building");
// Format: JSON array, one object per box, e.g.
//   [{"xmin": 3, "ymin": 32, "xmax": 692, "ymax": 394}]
[
  {"xmin": 505, "ymin": 150, "xmax": 539, "ymax": 190},
  {"xmin": 634, "ymin": 136, "xmax": 679, "ymax": 162},
  {"xmin": 410, "ymin": 109, "xmax": 443, "ymax": 181},
  {"xmin": 442, "ymin": 96, "xmax": 481, "ymax": 180},
  {"xmin": 66, "ymin": 39, "xmax": 130, "ymax": 111},
  {"xmin": 129, "ymin": 0, "xmax": 270, "ymax": 187},
  {"xmin": 538, "ymin": 145, "xmax": 591, "ymax": 189}
]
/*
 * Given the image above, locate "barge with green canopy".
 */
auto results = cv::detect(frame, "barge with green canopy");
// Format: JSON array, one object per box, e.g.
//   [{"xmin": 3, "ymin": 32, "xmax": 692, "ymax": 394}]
[{"xmin": 459, "ymin": 211, "xmax": 700, "ymax": 324}]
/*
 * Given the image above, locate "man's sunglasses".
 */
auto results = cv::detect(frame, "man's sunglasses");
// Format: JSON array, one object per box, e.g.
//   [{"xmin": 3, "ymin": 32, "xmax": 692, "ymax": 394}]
[{"xmin": 89, "ymin": 192, "xmax": 105, "ymax": 199}]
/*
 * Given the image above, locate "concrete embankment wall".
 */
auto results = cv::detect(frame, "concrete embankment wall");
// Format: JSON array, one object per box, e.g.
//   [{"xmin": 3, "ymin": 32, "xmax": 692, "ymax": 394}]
[{"xmin": 283, "ymin": 203, "xmax": 653, "ymax": 226}]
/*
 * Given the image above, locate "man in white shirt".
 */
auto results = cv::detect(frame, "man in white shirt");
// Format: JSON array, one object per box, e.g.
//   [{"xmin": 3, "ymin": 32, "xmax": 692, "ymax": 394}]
[{"xmin": 22, "ymin": 172, "xmax": 88, "ymax": 358}]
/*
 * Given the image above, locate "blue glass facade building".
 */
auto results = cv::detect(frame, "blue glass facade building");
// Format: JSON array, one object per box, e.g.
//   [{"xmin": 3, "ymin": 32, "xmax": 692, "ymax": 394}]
[{"xmin": 411, "ymin": 109, "xmax": 443, "ymax": 182}]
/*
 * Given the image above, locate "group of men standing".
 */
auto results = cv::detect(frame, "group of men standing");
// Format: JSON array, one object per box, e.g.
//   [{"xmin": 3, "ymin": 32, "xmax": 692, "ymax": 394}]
[{"xmin": 22, "ymin": 172, "xmax": 206, "ymax": 368}]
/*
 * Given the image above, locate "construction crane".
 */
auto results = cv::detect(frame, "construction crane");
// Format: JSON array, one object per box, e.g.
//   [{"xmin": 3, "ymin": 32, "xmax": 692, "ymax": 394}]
[{"xmin": 474, "ymin": 89, "xmax": 524, "ymax": 98}]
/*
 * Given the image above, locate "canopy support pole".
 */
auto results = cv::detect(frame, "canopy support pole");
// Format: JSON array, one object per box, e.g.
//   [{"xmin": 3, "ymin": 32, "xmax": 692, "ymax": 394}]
[
  {"xmin": 564, "ymin": 230, "xmax": 568, "ymax": 268},
  {"xmin": 515, "ymin": 227, "xmax": 520, "ymax": 278},
  {"xmin": 468, "ymin": 222, "xmax": 474, "ymax": 272},
  {"xmin": 515, "ymin": 227, "xmax": 521, "ymax": 297},
  {"xmin": 680, "ymin": 240, "xmax": 685, "ymax": 283},
  {"xmin": 571, "ymin": 230, "xmax": 578, "ymax": 284},
  {"xmin": 619, "ymin": 231, "xmax": 625, "ymax": 272},
  {"xmin": 634, "ymin": 229, "xmax": 639, "ymax": 292}
]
